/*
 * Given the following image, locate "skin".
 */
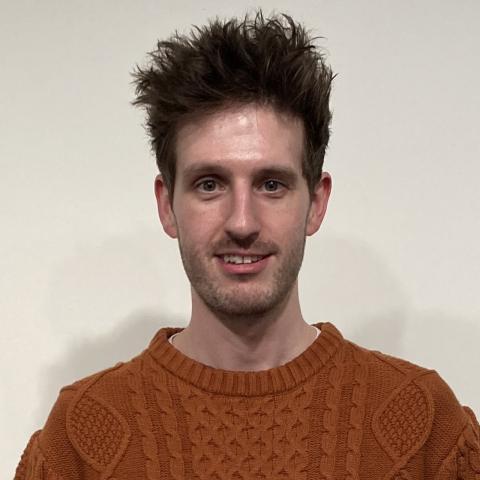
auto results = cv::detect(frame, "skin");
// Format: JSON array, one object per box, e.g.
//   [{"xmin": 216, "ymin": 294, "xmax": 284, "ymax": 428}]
[{"xmin": 155, "ymin": 103, "xmax": 331, "ymax": 371}]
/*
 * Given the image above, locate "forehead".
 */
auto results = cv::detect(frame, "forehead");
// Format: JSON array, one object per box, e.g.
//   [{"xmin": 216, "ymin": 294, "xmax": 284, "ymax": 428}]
[{"xmin": 174, "ymin": 104, "xmax": 305, "ymax": 175}]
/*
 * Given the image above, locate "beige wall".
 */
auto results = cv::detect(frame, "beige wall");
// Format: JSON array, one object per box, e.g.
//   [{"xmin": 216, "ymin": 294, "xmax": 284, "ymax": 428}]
[{"xmin": 2, "ymin": 1, "xmax": 479, "ymax": 476}]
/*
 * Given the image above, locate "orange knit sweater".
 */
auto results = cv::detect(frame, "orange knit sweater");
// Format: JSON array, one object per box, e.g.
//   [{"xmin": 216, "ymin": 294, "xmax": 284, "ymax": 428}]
[{"xmin": 15, "ymin": 322, "xmax": 480, "ymax": 479}]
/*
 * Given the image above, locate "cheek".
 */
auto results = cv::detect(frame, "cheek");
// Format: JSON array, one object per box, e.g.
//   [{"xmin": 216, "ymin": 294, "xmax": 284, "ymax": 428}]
[
  {"xmin": 260, "ymin": 214, "xmax": 307, "ymax": 247},
  {"xmin": 264, "ymin": 203, "xmax": 308, "ymax": 229},
  {"xmin": 176, "ymin": 205, "xmax": 224, "ymax": 241}
]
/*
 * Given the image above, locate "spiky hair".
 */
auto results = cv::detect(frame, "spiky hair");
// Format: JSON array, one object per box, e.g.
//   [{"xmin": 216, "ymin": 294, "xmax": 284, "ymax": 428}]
[{"xmin": 133, "ymin": 11, "xmax": 335, "ymax": 197}]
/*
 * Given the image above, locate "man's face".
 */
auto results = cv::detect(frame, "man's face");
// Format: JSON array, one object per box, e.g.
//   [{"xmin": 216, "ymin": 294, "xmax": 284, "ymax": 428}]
[{"xmin": 155, "ymin": 104, "xmax": 330, "ymax": 318}]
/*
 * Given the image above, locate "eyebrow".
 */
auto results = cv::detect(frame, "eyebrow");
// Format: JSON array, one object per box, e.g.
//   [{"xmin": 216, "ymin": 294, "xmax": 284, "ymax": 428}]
[{"xmin": 182, "ymin": 163, "xmax": 299, "ymax": 185}]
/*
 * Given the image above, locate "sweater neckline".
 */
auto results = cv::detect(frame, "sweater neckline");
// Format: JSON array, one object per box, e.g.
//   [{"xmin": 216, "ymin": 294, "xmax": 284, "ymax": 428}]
[{"xmin": 146, "ymin": 321, "xmax": 345, "ymax": 396}]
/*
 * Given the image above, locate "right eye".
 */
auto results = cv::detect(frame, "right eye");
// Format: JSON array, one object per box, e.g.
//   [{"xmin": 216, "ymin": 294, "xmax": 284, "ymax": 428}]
[{"xmin": 196, "ymin": 179, "xmax": 218, "ymax": 193}]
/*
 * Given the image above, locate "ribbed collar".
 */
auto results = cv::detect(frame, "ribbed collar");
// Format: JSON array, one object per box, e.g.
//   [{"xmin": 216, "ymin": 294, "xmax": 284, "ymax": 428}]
[{"xmin": 146, "ymin": 322, "xmax": 345, "ymax": 397}]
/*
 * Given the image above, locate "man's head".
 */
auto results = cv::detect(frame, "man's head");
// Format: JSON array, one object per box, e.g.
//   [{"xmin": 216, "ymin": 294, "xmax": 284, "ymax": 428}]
[
  {"xmin": 133, "ymin": 12, "xmax": 333, "ymax": 319},
  {"xmin": 133, "ymin": 11, "xmax": 334, "ymax": 201}
]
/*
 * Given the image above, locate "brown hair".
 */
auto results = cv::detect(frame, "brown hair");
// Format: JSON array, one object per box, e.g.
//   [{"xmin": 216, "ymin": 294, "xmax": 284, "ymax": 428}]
[{"xmin": 132, "ymin": 11, "xmax": 335, "ymax": 198}]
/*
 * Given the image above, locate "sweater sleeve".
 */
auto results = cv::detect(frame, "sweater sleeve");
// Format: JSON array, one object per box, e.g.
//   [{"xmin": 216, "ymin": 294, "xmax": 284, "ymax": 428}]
[
  {"xmin": 14, "ymin": 430, "xmax": 62, "ymax": 480},
  {"xmin": 434, "ymin": 397, "xmax": 480, "ymax": 479},
  {"xmin": 445, "ymin": 405, "xmax": 480, "ymax": 479},
  {"xmin": 14, "ymin": 387, "xmax": 85, "ymax": 480}
]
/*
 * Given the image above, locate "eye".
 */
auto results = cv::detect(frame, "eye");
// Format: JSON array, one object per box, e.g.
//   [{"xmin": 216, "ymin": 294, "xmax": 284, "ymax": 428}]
[
  {"xmin": 263, "ymin": 180, "xmax": 284, "ymax": 192},
  {"xmin": 196, "ymin": 178, "xmax": 218, "ymax": 193}
]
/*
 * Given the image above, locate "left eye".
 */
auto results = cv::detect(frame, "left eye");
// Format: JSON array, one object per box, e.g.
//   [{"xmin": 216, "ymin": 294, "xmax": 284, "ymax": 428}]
[{"xmin": 263, "ymin": 180, "xmax": 282, "ymax": 192}]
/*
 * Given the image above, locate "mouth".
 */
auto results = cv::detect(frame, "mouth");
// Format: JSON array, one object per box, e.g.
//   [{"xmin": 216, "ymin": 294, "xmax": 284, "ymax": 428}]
[
  {"xmin": 215, "ymin": 254, "xmax": 272, "ymax": 275},
  {"xmin": 219, "ymin": 254, "xmax": 269, "ymax": 265}
]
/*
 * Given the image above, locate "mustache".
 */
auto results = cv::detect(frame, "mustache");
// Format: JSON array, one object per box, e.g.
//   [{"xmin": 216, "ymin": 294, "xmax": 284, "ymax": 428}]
[{"xmin": 212, "ymin": 239, "xmax": 279, "ymax": 255}]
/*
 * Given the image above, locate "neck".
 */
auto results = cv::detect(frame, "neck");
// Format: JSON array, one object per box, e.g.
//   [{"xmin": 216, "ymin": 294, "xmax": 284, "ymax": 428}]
[{"xmin": 172, "ymin": 282, "xmax": 318, "ymax": 371}]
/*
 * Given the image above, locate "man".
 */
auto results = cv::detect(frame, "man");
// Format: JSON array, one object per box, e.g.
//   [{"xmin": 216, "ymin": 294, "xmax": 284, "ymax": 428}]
[{"xmin": 15, "ymin": 12, "xmax": 479, "ymax": 480}]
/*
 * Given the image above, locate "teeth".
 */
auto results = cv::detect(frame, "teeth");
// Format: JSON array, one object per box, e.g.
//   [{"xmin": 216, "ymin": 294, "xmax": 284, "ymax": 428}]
[{"xmin": 223, "ymin": 255, "xmax": 264, "ymax": 264}]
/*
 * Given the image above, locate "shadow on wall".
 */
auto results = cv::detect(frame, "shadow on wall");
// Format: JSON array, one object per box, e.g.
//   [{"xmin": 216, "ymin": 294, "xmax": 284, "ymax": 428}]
[
  {"xmin": 32, "ymin": 226, "xmax": 187, "ymax": 427},
  {"xmin": 301, "ymin": 233, "xmax": 412, "ymax": 356},
  {"xmin": 33, "ymin": 310, "xmax": 184, "ymax": 427}
]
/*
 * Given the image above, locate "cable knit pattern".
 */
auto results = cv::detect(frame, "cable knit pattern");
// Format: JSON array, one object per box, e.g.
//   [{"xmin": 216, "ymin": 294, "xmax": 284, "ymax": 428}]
[
  {"xmin": 458, "ymin": 421, "xmax": 480, "ymax": 479},
  {"xmin": 345, "ymin": 345, "xmax": 369, "ymax": 480},
  {"xmin": 463, "ymin": 407, "xmax": 480, "ymax": 475},
  {"xmin": 392, "ymin": 469, "xmax": 413, "ymax": 480},
  {"xmin": 144, "ymin": 352, "xmax": 186, "ymax": 480},
  {"xmin": 372, "ymin": 352, "xmax": 426, "ymax": 376},
  {"xmin": 320, "ymin": 342, "xmax": 345, "ymax": 479},
  {"xmin": 126, "ymin": 357, "xmax": 161, "ymax": 480},
  {"xmin": 436, "ymin": 407, "xmax": 480, "ymax": 480},
  {"xmin": 178, "ymin": 379, "xmax": 314, "ymax": 479},
  {"xmin": 14, "ymin": 322, "xmax": 480, "ymax": 480}
]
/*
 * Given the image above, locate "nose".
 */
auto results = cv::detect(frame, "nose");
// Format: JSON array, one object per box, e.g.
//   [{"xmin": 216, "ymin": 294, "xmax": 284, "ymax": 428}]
[{"xmin": 223, "ymin": 185, "xmax": 261, "ymax": 244}]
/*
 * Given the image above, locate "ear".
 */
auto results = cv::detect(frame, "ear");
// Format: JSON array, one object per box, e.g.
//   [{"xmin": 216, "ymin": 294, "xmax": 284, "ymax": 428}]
[
  {"xmin": 154, "ymin": 174, "xmax": 178, "ymax": 239},
  {"xmin": 306, "ymin": 172, "xmax": 332, "ymax": 236}
]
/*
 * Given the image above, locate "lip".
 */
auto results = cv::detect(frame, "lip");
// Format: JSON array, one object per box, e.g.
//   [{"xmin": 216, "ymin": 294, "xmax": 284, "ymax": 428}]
[
  {"xmin": 216, "ymin": 254, "xmax": 272, "ymax": 275},
  {"xmin": 216, "ymin": 252, "xmax": 270, "ymax": 256}
]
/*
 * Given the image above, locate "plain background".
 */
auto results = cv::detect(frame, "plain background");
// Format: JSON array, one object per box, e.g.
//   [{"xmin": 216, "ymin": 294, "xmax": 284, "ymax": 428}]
[{"xmin": 2, "ymin": 0, "xmax": 479, "ymax": 476}]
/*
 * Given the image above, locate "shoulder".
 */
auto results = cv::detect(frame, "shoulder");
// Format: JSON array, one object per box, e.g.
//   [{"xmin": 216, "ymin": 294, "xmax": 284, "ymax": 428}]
[
  {"xmin": 35, "ymin": 353, "xmax": 147, "ymax": 478},
  {"xmin": 343, "ymin": 337, "xmax": 432, "ymax": 376},
  {"xmin": 344, "ymin": 338, "xmax": 480, "ymax": 470},
  {"xmin": 344, "ymin": 338, "xmax": 468, "ymax": 423}
]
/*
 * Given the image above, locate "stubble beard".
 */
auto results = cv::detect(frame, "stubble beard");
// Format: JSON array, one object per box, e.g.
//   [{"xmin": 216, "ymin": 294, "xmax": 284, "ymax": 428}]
[{"xmin": 177, "ymin": 229, "xmax": 307, "ymax": 319}]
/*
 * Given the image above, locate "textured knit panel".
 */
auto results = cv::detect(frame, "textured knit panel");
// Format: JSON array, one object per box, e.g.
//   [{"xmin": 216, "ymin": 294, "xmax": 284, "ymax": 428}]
[
  {"xmin": 372, "ymin": 378, "xmax": 433, "ymax": 461},
  {"xmin": 66, "ymin": 392, "xmax": 130, "ymax": 474}
]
